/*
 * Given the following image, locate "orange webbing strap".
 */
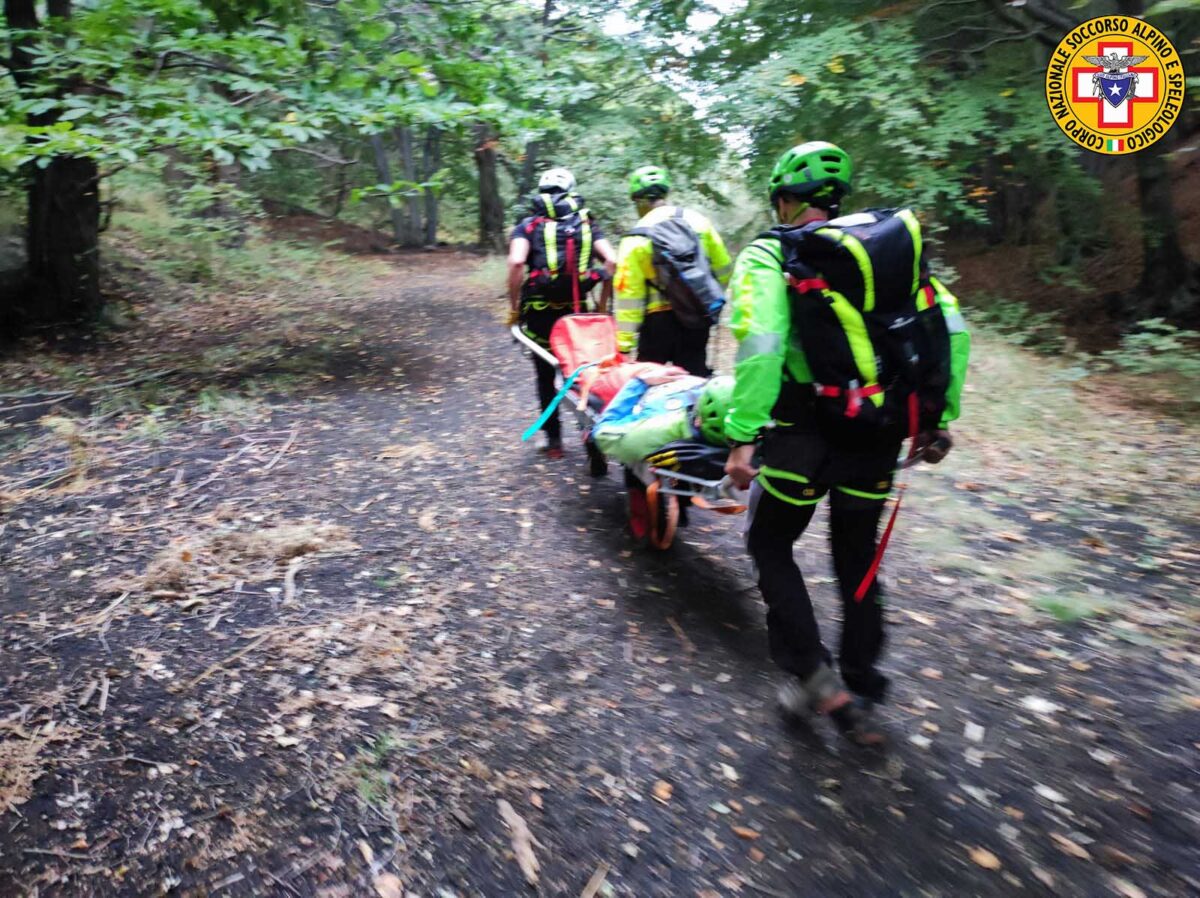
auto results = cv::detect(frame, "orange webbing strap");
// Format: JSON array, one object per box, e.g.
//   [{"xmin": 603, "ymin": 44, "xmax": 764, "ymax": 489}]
[
  {"xmin": 645, "ymin": 480, "xmax": 679, "ymax": 550},
  {"xmin": 854, "ymin": 391, "xmax": 920, "ymax": 602},
  {"xmin": 692, "ymin": 495, "xmax": 746, "ymax": 515}
]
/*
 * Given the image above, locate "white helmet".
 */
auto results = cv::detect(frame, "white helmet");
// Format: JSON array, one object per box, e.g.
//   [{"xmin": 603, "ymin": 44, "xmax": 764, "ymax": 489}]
[{"xmin": 537, "ymin": 167, "xmax": 576, "ymax": 194}]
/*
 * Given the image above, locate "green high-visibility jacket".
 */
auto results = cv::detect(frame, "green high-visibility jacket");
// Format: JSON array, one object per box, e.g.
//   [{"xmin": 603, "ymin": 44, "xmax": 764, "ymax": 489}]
[{"xmin": 724, "ymin": 235, "xmax": 970, "ymax": 446}]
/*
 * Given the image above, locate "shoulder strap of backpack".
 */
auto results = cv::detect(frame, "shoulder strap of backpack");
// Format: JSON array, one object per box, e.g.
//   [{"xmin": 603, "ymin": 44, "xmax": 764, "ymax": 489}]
[{"xmin": 543, "ymin": 218, "xmax": 560, "ymax": 277}]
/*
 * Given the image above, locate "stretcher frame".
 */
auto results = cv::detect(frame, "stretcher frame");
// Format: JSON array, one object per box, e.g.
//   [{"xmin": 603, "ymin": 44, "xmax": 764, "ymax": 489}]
[{"xmin": 512, "ymin": 324, "xmax": 747, "ymax": 549}]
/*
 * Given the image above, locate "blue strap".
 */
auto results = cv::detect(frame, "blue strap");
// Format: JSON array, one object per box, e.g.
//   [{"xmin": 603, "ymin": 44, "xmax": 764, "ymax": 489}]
[{"xmin": 521, "ymin": 362, "xmax": 597, "ymax": 441}]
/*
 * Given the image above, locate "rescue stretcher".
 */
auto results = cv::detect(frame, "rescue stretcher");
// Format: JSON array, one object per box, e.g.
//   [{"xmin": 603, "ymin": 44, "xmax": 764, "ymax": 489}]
[{"xmin": 511, "ymin": 314, "xmax": 747, "ymax": 550}]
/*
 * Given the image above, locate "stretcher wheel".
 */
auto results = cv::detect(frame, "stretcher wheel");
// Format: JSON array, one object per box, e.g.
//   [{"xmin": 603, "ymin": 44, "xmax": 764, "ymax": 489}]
[{"xmin": 645, "ymin": 481, "xmax": 678, "ymax": 551}]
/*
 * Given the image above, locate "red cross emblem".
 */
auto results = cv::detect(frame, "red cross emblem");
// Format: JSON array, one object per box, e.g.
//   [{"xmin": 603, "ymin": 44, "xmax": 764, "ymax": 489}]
[{"xmin": 1071, "ymin": 41, "xmax": 1159, "ymax": 129}]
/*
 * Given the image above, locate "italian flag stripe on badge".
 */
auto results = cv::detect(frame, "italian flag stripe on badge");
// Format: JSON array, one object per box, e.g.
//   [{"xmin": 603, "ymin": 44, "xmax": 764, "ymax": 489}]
[{"xmin": 1106, "ymin": 138, "xmax": 1125, "ymax": 151}]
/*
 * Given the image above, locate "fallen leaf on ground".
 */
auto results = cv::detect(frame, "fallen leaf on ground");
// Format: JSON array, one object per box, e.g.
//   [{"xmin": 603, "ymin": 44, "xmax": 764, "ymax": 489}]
[
  {"xmin": 1050, "ymin": 832, "xmax": 1091, "ymax": 860},
  {"xmin": 497, "ymin": 799, "xmax": 540, "ymax": 884},
  {"xmin": 1035, "ymin": 784, "xmax": 1067, "ymax": 804},
  {"xmin": 373, "ymin": 873, "xmax": 404, "ymax": 898},
  {"xmin": 1020, "ymin": 696, "xmax": 1062, "ymax": 715},
  {"xmin": 731, "ymin": 825, "xmax": 761, "ymax": 840},
  {"xmin": 920, "ymin": 668, "xmax": 943, "ymax": 680},
  {"xmin": 652, "ymin": 780, "xmax": 673, "ymax": 803},
  {"xmin": 968, "ymin": 847, "xmax": 1001, "ymax": 870},
  {"xmin": 1110, "ymin": 877, "xmax": 1147, "ymax": 898},
  {"xmin": 1009, "ymin": 661, "xmax": 1042, "ymax": 675}
]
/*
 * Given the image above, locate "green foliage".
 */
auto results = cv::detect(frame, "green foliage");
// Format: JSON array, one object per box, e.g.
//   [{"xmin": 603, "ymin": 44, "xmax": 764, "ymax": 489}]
[
  {"xmin": 971, "ymin": 295, "xmax": 1067, "ymax": 354},
  {"xmin": 1101, "ymin": 319, "xmax": 1200, "ymax": 380}
]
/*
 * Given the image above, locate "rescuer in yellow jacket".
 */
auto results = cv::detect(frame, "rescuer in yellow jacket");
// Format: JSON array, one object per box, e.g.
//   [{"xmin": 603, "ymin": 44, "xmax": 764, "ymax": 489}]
[{"xmin": 613, "ymin": 166, "xmax": 732, "ymax": 375}]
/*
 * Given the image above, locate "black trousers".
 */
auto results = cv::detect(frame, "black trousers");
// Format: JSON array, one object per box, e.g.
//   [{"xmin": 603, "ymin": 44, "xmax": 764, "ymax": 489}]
[
  {"xmin": 521, "ymin": 303, "xmax": 571, "ymax": 442},
  {"xmin": 637, "ymin": 311, "xmax": 711, "ymax": 376},
  {"xmin": 745, "ymin": 428, "xmax": 899, "ymax": 703}
]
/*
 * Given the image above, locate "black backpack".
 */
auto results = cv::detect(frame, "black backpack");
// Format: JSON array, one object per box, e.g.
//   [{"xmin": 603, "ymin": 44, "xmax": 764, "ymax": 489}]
[
  {"xmin": 629, "ymin": 207, "xmax": 725, "ymax": 329},
  {"xmin": 766, "ymin": 208, "xmax": 951, "ymax": 440},
  {"xmin": 523, "ymin": 193, "xmax": 602, "ymax": 306}
]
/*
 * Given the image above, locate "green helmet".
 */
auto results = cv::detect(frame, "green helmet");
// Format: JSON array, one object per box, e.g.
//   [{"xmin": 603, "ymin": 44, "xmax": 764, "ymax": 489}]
[
  {"xmin": 696, "ymin": 375, "xmax": 735, "ymax": 446},
  {"xmin": 629, "ymin": 165, "xmax": 671, "ymax": 200},
  {"xmin": 768, "ymin": 141, "xmax": 852, "ymax": 205}
]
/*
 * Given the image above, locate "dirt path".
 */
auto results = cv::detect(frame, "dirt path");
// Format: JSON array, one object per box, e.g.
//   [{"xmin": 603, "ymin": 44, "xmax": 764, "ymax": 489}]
[{"xmin": 1, "ymin": 253, "xmax": 1198, "ymax": 897}]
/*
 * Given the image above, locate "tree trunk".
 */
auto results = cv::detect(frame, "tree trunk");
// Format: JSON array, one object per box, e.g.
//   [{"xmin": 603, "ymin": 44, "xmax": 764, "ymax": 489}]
[
  {"xmin": 422, "ymin": 127, "xmax": 441, "ymax": 246},
  {"xmin": 3, "ymin": 0, "xmax": 104, "ymax": 324},
  {"xmin": 394, "ymin": 126, "xmax": 421, "ymax": 246},
  {"xmin": 474, "ymin": 124, "xmax": 506, "ymax": 252},
  {"xmin": 25, "ymin": 156, "xmax": 103, "ymax": 321},
  {"xmin": 1112, "ymin": 0, "xmax": 1196, "ymax": 322},
  {"xmin": 369, "ymin": 133, "xmax": 405, "ymax": 245},
  {"xmin": 1128, "ymin": 141, "xmax": 1197, "ymax": 321}
]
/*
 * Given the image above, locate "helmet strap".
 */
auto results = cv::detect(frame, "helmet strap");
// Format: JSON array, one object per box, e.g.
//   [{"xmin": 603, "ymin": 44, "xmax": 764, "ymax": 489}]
[{"xmin": 778, "ymin": 200, "xmax": 810, "ymax": 224}]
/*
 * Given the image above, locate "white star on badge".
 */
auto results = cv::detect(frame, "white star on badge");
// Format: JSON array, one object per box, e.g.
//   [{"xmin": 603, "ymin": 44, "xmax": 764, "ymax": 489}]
[{"xmin": 1109, "ymin": 83, "xmax": 1122, "ymax": 96}]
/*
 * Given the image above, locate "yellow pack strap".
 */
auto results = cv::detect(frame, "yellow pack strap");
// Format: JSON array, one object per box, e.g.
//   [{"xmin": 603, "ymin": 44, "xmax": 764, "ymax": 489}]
[
  {"xmin": 896, "ymin": 209, "xmax": 922, "ymax": 299},
  {"xmin": 581, "ymin": 220, "xmax": 592, "ymax": 273},
  {"xmin": 544, "ymin": 220, "xmax": 558, "ymax": 276},
  {"xmin": 817, "ymin": 227, "xmax": 875, "ymax": 312},
  {"xmin": 540, "ymin": 194, "xmax": 557, "ymax": 219},
  {"xmin": 825, "ymin": 290, "xmax": 884, "ymax": 407}
]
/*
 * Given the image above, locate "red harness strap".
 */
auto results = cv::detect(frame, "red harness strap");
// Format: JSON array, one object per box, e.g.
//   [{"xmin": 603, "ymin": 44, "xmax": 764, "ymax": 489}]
[
  {"xmin": 566, "ymin": 236, "xmax": 580, "ymax": 314},
  {"xmin": 854, "ymin": 391, "xmax": 920, "ymax": 602},
  {"xmin": 786, "ymin": 275, "xmax": 830, "ymax": 293},
  {"xmin": 813, "ymin": 382, "xmax": 883, "ymax": 419}
]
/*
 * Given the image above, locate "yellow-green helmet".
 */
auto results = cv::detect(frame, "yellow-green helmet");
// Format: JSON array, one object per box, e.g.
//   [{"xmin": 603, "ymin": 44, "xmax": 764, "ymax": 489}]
[
  {"xmin": 629, "ymin": 165, "xmax": 671, "ymax": 200},
  {"xmin": 696, "ymin": 375, "xmax": 734, "ymax": 445},
  {"xmin": 768, "ymin": 141, "xmax": 852, "ymax": 205}
]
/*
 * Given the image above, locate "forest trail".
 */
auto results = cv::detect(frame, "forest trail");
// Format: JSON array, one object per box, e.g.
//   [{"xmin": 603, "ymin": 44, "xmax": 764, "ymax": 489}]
[{"xmin": 1, "ymin": 252, "xmax": 1198, "ymax": 898}]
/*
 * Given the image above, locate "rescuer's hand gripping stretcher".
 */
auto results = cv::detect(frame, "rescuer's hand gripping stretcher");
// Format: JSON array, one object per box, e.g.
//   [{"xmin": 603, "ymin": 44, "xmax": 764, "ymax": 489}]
[{"xmin": 512, "ymin": 312, "xmax": 746, "ymax": 550}]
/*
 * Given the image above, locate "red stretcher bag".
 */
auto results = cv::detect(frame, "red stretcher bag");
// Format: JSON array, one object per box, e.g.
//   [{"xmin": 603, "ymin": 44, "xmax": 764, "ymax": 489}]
[
  {"xmin": 549, "ymin": 314, "xmax": 625, "ymax": 410},
  {"xmin": 549, "ymin": 314, "xmax": 622, "ymax": 376}
]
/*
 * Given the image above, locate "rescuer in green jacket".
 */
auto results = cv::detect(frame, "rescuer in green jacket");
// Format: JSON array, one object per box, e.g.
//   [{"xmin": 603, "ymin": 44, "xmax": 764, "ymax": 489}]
[{"xmin": 723, "ymin": 142, "xmax": 970, "ymax": 742}]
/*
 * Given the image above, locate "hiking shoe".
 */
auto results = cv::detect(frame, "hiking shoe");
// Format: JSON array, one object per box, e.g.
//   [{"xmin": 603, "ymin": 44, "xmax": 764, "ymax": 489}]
[
  {"xmin": 778, "ymin": 666, "xmax": 883, "ymax": 746},
  {"xmin": 546, "ymin": 443, "xmax": 564, "ymax": 460}
]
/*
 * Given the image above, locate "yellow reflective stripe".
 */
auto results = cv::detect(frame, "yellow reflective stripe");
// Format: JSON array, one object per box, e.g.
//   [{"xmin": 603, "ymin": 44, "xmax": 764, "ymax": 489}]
[
  {"xmin": 564, "ymin": 196, "xmax": 578, "ymax": 212},
  {"xmin": 836, "ymin": 485, "xmax": 890, "ymax": 500},
  {"xmin": 818, "ymin": 228, "xmax": 875, "ymax": 312},
  {"xmin": 896, "ymin": 209, "xmax": 922, "ymax": 299},
  {"xmin": 540, "ymin": 194, "xmax": 556, "ymax": 219},
  {"xmin": 581, "ymin": 220, "xmax": 592, "ymax": 272},
  {"xmin": 544, "ymin": 220, "xmax": 558, "ymax": 276},
  {"xmin": 646, "ymin": 298, "xmax": 671, "ymax": 313},
  {"xmin": 757, "ymin": 473, "xmax": 822, "ymax": 507},
  {"xmin": 759, "ymin": 466, "xmax": 809, "ymax": 484},
  {"xmin": 615, "ymin": 309, "xmax": 642, "ymax": 324},
  {"xmin": 929, "ymin": 276, "xmax": 959, "ymax": 310},
  {"xmin": 826, "ymin": 290, "xmax": 884, "ymax": 407}
]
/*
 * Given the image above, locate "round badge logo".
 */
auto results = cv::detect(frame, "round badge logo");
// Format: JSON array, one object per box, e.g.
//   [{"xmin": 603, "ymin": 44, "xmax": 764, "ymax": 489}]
[{"xmin": 1045, "ymin": 16, "xmax": 1185, "ymax": 155}]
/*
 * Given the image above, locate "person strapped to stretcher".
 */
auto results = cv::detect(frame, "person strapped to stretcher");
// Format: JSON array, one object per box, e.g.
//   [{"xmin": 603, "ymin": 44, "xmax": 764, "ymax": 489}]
[{"xmin": 591, "ymin": 370, "xmax": 733, "ymax": 473}]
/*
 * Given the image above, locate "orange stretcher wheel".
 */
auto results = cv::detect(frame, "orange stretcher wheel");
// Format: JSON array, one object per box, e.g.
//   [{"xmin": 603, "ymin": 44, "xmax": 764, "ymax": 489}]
[{"xmin": 645, "ymin": 480, "xmax": 679, "ymax": 551}]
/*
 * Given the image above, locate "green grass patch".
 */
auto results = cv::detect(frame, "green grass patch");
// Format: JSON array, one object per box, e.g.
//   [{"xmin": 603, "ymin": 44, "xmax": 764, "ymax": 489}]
[{"xmin": 1033, "ymin": 591, "xmax": 1110, "ymax": 623}]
